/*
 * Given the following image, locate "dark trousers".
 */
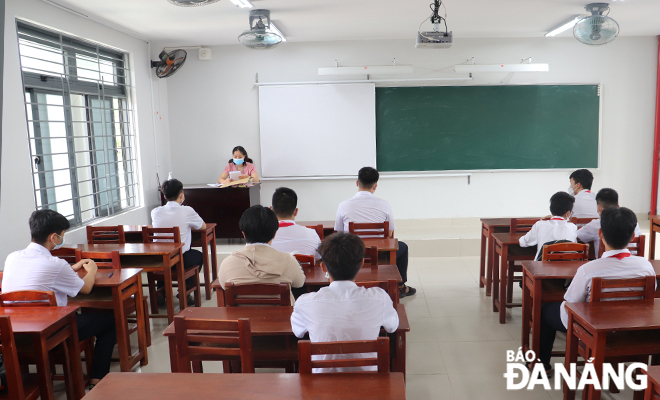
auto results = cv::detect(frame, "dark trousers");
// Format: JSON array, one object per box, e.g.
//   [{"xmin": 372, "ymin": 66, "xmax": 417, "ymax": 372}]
[
  {"xmin": 539, "ymin": 302, "xmax": 567, "ymax": 369},
  {"xmin": 76, "ymin": 312, "xmax": 116, "ymax": 380},
  {"xmin": 396, "ymin": 241, "xmax": 409, "ymax": 285},
  {"xmin": 158, "ymin": 249, "xmax": 203, "ymax": 289}
]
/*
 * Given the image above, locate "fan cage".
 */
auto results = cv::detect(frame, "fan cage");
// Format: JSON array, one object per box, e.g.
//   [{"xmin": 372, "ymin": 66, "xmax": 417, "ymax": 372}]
[
  {"xmin": 167, "ymin": 0, "xmax": 220, "ymax": 7},
  {"xmin": 238, "ymin": 31, "xmax": 283, "ymax": 49},
  {"xmin": 573, "ymin": 15, "xmax": 619, "ymax": 45}
]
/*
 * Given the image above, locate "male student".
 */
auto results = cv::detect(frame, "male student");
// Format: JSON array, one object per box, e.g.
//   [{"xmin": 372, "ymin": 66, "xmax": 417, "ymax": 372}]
[
  {"xmin": 537, "ymin": 207, "xmax": 655, "ymax": 374},
  {"xmin": 218, "ymin": 205, "xmax": 305, "ymax": 304},
  {"xmin": 290, "ymin": 232, "xmax": 399, "ymax": 372},
  {"xmin": 152, "ymin": 179, "xmax": 206, "ymax": 305},
  {"xmin": 334, "ymin": 167, "xmax": 416, "ymax": 297},
  {"xmin": 270, "ymin": 187, "xmax": 322, "ymax": 260},
  {"xmin": 568, "ymin": 169, "xmax": 599, "ymax": 218},
  {"xmin": 577, "ymin": 188, "xmax": 642, "ymax": 256},
  {"xmin": 519, "ymin": 191, "xmax": 578, "ymax": 260},
  {"xmin": 2, "ymin": 210, "xmax": 116, "ymax": 387}
]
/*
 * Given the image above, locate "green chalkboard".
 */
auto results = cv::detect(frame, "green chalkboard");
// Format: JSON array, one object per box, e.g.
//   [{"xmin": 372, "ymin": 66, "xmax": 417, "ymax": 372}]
[{"xmin": 375, "ymin": 85, "xmax": 600, "ymax": 171}]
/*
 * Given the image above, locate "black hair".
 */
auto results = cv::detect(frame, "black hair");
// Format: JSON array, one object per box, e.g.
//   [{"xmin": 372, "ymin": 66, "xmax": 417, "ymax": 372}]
[
  {"xmin": 600, "ymin": 207, "xmax": 637, "ymax": 249},
  {"xmin": 29, "ymin": 209, "xmax": 70, "ymax": 244},
  {"xmin": 549, "ymin": 191, "xmax": 575, "ymax": 216},
  {"xmin": 569, "ymin": 169, "xmax": 594, "ymax": 190},
  {"xmin": 318, "ymin": 232, "xmax": 365, "ymax": 281},
  {"xmin": 162, "ymin": 179, "xmax": 184, "ymax": 201},
  {"xmin": 228, "ymin": 146, "xmax": 254, "ymax": 165},
  {"xmin": 596, "ymin": 188, "xmax": 619, "ymax": 209},
  {"xmin": 358, "ymin": 167, "xmax": 379, "ymax": 189},
  {"xmin": 239, "ymin": 205, "xmax": 279, "ymax": 244},
  {"xmin": 272, "ymin": 187, "xmax": 297, "ymax": 218}
]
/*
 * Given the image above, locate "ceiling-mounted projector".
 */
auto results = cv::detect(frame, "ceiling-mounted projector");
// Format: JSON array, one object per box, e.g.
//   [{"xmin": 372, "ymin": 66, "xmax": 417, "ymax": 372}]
[{"xmin": 416, "ymin": 0, "xmax": 453, "ymax": 48}]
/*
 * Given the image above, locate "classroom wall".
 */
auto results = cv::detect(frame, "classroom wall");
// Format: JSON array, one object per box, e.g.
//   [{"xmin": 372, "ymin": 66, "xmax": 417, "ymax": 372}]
[
  {"xmin": 162, "ymin": 37, "xmax": 658, "ymax": 222},
  {"xmin": 0, "ymin": 0, "xmax": 165, "ymax": 263}
]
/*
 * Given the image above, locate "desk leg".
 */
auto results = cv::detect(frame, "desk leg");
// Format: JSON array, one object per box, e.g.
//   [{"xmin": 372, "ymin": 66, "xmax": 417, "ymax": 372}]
[
  {"xmin": 210, "ymin": 229, "xmax": 218, "ymax": 282},
  {"xmin": 498, "ymin": 244, "xmax": 509, "ymax": 324},
  {"xmin": 33, "ymin": 334, "xmax": 55, "ymax": 400},
  {"xmin": 135, "ymin": 274, "xmax": 148, "ymax": 367},
  {"xmin": 66, "ymin": 315, "xmax": 85, "ymax": 400},
  {"xmin": 112, "ymin": 285, "xmax": 130, "ymax": 372},
  {"xmin": 586, "ymin": 332, "xmax": 607, "ymax": 400},
  {"xmin": 168, "ymin": 335, "xmax": 179, "ymax": 373},
  {"xmin": 492, "ymin": 246, "xmax": 501, "ymax": 312},
  {"xmin": 564, "ymin": 315, "xmax": 579, "ymax": 400},
  {"xmin": 521, "ymin": 272, "xmax": 531, "ymax": 355},
  {"xmin": 216, "ymin": 287, "xmax": 226, "ymax": 307},
  {"xmin": 201, "ymin": 231, "xmax": 212, "ymax": 300},
  {"xmin": 479, "ymin": 224, "xmax": 487, "ymax": 288},
  {"xmin": 651, "ymin": 223, "xmax": 657, "ymax": 260},
  {"xmin": 177, "ymin": 249, "xmax": 188, "ymax": 310},
  {"xmin": 394, "ymin": 331, "xmax": 406, "ymax": 378},
  {"xmin": 486, "ymin": 229, "xmax": 495, "ymax": 296},
  {"xmin": 163, "ymin": 255, "xmax": 175, "ymax": 324},
  {"xmin": 389, "ymin": 250, "xmax": 396, "ymax": 265},
  {"xmin": 531, "ymin": 279, "xmax": 542, "ymax": 362}
]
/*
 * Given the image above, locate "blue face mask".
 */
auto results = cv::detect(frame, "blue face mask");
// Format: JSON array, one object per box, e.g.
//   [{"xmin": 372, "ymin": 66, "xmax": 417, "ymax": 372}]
[
  {"xmin": 53, "ymin": 234, "xmax": 65, "ymax": 250},
  {"xmin": 233, "ymin": 158, "xmax": 245, "ymax": 165}
]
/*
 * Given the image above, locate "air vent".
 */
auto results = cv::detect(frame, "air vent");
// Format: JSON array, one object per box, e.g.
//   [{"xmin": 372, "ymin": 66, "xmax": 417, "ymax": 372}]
[{"xmin": 167, "ymin": 0, "xmax": 220, "ymax": 7}]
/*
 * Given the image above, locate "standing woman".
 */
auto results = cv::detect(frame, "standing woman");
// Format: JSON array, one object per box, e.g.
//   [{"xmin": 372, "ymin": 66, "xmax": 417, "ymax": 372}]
[{"xmin": 218, "ymin": 146, "xmax": 260, "ymax": 184}]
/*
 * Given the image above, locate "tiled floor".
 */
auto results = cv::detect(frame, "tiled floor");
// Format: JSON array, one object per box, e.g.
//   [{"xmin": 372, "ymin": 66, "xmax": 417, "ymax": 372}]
[{"xmin": 52, "ymin": 253, "xmax": 647, "ymax": 399}]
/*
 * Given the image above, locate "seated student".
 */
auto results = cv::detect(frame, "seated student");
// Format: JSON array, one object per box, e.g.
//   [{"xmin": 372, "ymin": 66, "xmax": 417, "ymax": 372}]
[
  {"xmin": 519, "ymin": 191, "xmax": 578, "ymax": 260},
  {"xmin": 290, "ymin": 232, "xmax": 399, "ymax": 372},
  {"xmin": 538, "ymin": 207, "xmax": 655, "ymax": 374},
  {"xmin": 218, "ymin": 205, "xmax": 305, "ymax": 303},
  {"xmin": 270, "ymin": 187, "xmax": 322, "ymax": 260},
  {"xmin": 568, "ymin": 169, "xmax": 599, "ymax": 218},
  {"xmin": 577, "ymin": 188, "xmax": 642, "ymax": 256},
  {"xmin": 335, "ymin": 167, "xmax": 416, "ymax": 298},
  {"xmin": 151, "ymin": 179, "xmax": 206, "ymax": 305},
  {"xmin": 2, "ymin": 210, "xmax": 116, "ymax": 388}
]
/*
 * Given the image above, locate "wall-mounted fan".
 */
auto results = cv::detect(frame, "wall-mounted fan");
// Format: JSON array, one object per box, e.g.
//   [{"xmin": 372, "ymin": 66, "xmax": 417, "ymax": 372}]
[
  {"xmin": 167, "ymin": 0, "xmax": 220, "ymax": 7},
  {"xmin": 151, "ymin": 50, "xmax": 187, "ymax": 78},
  {"xmin": 238, "ymin": 9, "xmax": 282, "ymax": 50},
  {"xmin": 574, "ymin": 3, "xmax": 619, "ymax": 45}
]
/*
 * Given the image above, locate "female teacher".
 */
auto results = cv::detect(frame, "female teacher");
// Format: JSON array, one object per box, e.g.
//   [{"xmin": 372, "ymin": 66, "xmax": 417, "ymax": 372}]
[{"xmin": 218, "ymin": 146, "xmax": 260, "ymax": 184}]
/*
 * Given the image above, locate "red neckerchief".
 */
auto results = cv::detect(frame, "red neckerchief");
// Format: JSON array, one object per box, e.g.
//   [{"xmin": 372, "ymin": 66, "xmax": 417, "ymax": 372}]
[
  {"xmin": 278, "ymin": 222, "xmax": 294, "ymax": 228},
  {"xmin": 550, "ymin": 217, "xmax": 565, "ymax": 221},
  {"xmin": 607, "ymin": 252, "xmax": 631, "ymax": 260},
  {"xmin": 584, "ymin": 190, "xmax": 591, "ymax": 193}
]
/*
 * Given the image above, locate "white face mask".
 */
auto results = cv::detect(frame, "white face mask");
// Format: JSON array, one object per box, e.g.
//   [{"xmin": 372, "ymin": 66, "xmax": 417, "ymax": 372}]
[
  {"xmin": 53, "ymin": 234, "xmax": 65, "ymax": 250},
  {"xmin": 567, "ymin": 185, "xmax": 576, "ymax": 196}
]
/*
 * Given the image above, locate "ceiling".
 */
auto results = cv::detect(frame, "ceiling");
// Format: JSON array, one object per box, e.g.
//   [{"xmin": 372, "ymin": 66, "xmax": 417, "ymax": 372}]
[{"xmin": 48, "ymin": 0, "xmax": 660, "ymax": 46}]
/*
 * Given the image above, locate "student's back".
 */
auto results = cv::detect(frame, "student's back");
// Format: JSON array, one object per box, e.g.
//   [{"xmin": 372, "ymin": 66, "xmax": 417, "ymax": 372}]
[
  {"xmin": 270, "ymin": 187, "xmax": 322, "ymax": 259},
  {"xmin": 335, "ymin": 191, "xmax": 395, "ymax": 233},
  {"xmin": 569, "ymin": 169, "xmax": 599, "ymax": 218},
  {"xmin": 519, "ymin": 192, "xmax": 578, "ymax": 260}
]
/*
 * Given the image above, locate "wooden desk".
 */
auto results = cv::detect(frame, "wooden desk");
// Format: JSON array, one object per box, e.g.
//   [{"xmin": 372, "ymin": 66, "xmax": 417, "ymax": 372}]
[
  {"xmin": 163, "ymin": 304, "xmax": 410, "ymax": 375},
  {"xmin": 123, "ymin": 224, "xmax": 219, "ymax": 300},
  {"xmin": 161, "ymin": 184, "xmax": 260, "ymax": 239},
  {"xmin": 521, "ymin": 260, "xmax": 660, "ymax": 363},
  {"xmin": 479, "ymin": 218, "xmax": 511, "ymax": 295},
  {"xmin": 642, "ymin": 365, "xmax": 660, "ymax": 400},
  {"xmin": 491, "ymin": 232, "xmax": 536, "ymax": 324},
  {"xmin": 211, "ymin": 265, "xmax": 403, "ymax": 306},
  {"xmin": 564, "ymin": 299, "xmax": 660, "ymax": 400},
  {"xmin": 650, "ymin": 215, "xmax": 660, "ymax": 260},
  {"xmin": 75, "ymin": 243, "xmax": 184, "ymax": 323},
  {"xmin": 0, "ymin": 306, "xmax": 84, "ymax": 400},
  {"xmin": 362, "ymin": 238, "xmax": 399, "ymax": 265},
  {"xmin": 68, "ymin": 269, "xmax": 148, "ymax": 372},
  {"xmin": 296, "ymin": 220, "xmax": 335, "ymax": 238},
  {"xmin": 83, "ymin": 372, "xmax": 406, "ymax": 400}
]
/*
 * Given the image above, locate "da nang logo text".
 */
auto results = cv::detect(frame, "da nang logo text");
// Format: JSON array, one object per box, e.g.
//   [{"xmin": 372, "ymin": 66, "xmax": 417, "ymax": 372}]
[{"xmin": 503, "ymin": 348, "xmax": 647, "ymax": 391}]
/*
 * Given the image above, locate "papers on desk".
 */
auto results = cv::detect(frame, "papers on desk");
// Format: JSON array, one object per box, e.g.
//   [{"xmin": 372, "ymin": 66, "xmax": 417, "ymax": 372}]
[
  {"xmin": 207, "ymin": 183, "xmax": 221, "ymax": 187},
  {"xmin": 220, "ymin": 177, "xmax": 251, "ymax": 188}
]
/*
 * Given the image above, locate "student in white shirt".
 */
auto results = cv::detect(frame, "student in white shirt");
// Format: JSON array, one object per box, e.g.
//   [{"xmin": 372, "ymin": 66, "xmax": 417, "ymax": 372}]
[
  {"xmin": 538, "ymin": 207, "xmax": 655, "ymax": 373},
  {"xmin": 290, "ymin": 232, "xmax": 399, "ymax": 372},
  {"xmin": 568, "ymin": 169, "xmax": 599, "ymax": 218},
  {"xmin": 151, "ymin": 179, "xmax": 206, "ymax": 304},
  {"xmin": 335, "ymin": 167, "xmax": 416, "ymax": 297},
  {"xmin": 577, "ymin": 188, "xmax": 642, "ymax": 256},
  {"xmin": 519, "ymin": 192, "xmax": 578, "ymax": 260},
  {"xmin": 270, "ymin": 187, "xmax": 321, "ymax": 260},
  {"xmin": 2, "ymin": 210, "xmax": 116, "ymax": 387}
]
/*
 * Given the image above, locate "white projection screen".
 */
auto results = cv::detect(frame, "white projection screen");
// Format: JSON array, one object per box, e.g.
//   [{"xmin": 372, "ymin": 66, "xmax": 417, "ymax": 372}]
[{"xmin": 258, "ymin": 83, "xmax": 376, "ymax": 178}]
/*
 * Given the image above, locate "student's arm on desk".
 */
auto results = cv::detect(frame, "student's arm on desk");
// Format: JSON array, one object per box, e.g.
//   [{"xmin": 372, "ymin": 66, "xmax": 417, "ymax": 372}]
[
  {"xmin": 290, "ymin": 302, "xmax": 308, "ymax": 338},
  {"xmin": 188, "ymin": 207, "xmax": 207, "ymax": 230},
  {"xmin": 382, "ymin": 294, "xmax": 399, "ymax": 333},
  {"xmin": 288, "ymin": 255, "xmax": 306, "ymax": 288},
  {"xmin": 563, "ymin": 267, "xmax": 589, "ymax": 304},
  {"xmin": 78, "ymin": 260, "xmax": 98, "ymax": 294},
  {"xmin": 519, "ymin": 223, "xmax": 538, "ymax": 247},
  {"xmin": 576, "ymin": 221, "xmax": 598, "ymax": 243}
]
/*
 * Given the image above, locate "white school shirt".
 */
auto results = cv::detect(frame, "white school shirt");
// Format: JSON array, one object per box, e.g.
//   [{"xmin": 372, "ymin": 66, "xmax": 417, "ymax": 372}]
[
  {"xmin": 577, "ymin": 219, "xmax": 642, "ymax": 257},
  {"xmin": 519, "ymin": 217, "xmax": 578, "ymax": 260},
  {"xmin": 572, "ymin": 190, "xmax": 599, "ymax": 218},
  {"xmin": 151, "ymin": 201, "xmax": 204, "ymax": 252},
  {"xmin": 2, "ymin": 243, "xmax": 84, "ymax": 306},
  {"xmin": 271, "ymin": 221, "xmax": 322, "ymax": 260},
  {"xmin": 559, "ymin": 249, "xmax": 656, "ymax": 328},
  {"xmin": 334, "ymin": 191, "xmax": 396, "ymax": 233},
  {"xmin": 290, "ymin": 280, "xmax": 399, "ymax": 372}
]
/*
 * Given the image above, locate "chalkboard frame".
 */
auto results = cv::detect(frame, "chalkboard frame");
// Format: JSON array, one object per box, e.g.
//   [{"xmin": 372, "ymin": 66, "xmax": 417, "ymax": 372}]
[{"xmin": 374, "ymin": 83, "xmax": 602, "ymax": 174}]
